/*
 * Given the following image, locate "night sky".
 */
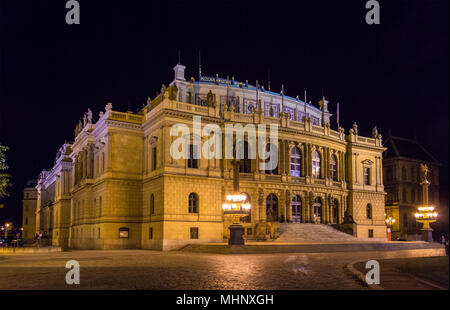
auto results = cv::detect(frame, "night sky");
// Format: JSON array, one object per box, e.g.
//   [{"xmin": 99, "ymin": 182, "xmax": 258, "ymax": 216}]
[{"xmin": 0, "ymin": 0, "xmax": 448, "ymax": 226}]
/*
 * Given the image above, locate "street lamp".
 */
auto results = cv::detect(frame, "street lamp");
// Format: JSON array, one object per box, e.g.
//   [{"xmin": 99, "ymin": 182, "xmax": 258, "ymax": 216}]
[
  {"xmin": 385, "ymin": 216, "xmax": 396, "ymax": 241},
  {"xmin": 415, "ymin": 164, "xmax": 438, "ymax": 242},
  {"xmin": 222, "ymin": 160, "xmax": 251, "ymax": 245}
]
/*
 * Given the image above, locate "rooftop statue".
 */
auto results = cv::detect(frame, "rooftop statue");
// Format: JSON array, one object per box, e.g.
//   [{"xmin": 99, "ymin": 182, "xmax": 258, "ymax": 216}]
[
  {"xmin": 352, "ymin": 122, "xmax": 358, "ymax": 135},
  {"xmin": 372, "ymin": 126, "xmax": 378, "ymax": 138},
  {"xmin": 87, "ymin": 109, "xmax": 93, "ymax": 124},
  {"xmin": 206, "ymin": 90, "xmax": 214, "ymax": 107}
]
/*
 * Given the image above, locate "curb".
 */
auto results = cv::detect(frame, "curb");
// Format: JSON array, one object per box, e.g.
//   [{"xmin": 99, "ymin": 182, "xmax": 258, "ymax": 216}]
[{"xmin": 346, "ymin": 260, "xmax": 384, "ymax": 290}]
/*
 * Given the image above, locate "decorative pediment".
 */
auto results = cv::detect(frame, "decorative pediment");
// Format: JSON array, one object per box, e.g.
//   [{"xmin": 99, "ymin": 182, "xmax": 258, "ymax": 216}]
[{"xmin": 361, "ymin": 159, "xmax": 374, "ymax": 165}]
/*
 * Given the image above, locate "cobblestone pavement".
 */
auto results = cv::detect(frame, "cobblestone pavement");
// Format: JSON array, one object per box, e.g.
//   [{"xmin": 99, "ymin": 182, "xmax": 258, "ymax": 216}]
[{"xmin": 0, "ymin": 249, "xmax": 442, "ymax": 290}]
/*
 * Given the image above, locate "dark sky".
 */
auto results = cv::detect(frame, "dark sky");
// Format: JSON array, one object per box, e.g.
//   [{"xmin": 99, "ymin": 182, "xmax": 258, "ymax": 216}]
[{"xmin": 0, "ymin": 0, "xmax": 448, "ymax": 225}]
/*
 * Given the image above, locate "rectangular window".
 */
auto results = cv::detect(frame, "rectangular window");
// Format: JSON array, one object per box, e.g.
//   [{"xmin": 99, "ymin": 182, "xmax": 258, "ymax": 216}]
[
  {"xmin": 188, "ymin": 144, "xmax": 198, "ymax": 168},
  {"xmin": 152, "ymin": 147, "xmax": 157, "ymax": 170},
  {"xmin": 363, "ymin": 167, "xmax": 371, "ymax": 185},
  {"xmin": 368, "ymin": 229, "xmax": 374, "ymax": 238},
  {"xmin": 149, "ymin": 227, "xmax": 153, "ymax": 239},
  {"xmin": 246, "ymin": 228, "xmax": 252, "ymax": 235},
  {"xmin": 190, "ymin": 227, "xmax": 199, "ymax": 239},
  {"xmin": 119, "ymin": 227, "xmax": 129, "ymax": 238}
]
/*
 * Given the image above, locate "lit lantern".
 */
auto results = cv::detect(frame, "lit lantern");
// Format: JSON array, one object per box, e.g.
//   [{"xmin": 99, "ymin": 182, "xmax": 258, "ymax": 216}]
[{"xmin": 415, "ymin": 164, "xmax": 438, "ymax": 242}]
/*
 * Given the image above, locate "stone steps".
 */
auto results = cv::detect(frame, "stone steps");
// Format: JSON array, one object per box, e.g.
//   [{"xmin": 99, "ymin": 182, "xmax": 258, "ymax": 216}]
[{"xmin": 276, "ymin": 223, "xmax": 357, "ymax": 242}]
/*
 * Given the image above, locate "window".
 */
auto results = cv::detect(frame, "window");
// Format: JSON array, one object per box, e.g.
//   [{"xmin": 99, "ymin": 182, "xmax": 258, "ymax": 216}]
[
  {"xmin": 366, "ymin": 204, "xmax": 372, "ymax": 220},
  {"xmin": 238, "ymin": 141, "xmax": 251, "ymax": 173},
  {"xmin": 152, "ymin": 147, "xmax": 157, "ymax": 170},
  {"xmin": 97, "ymin": 228, "xmax": 100, "ymax": 239},
  {"xmin": 187, "ymin": 144, "xmax": 198, "ymax": 168},
  {"xmin": 246, "ymin": 228, "xmax": 252, "ymax": 235},
  {"xmin": 410, "ymin": 167, "xmax": 415, "ymax": 183},
  {"xmin": 188, "ymin": 193, "xmax": 199, "ymax": 213},
  {"xmin": 403, "ymin": 213, "xmax": 408, "ymax": 229},
  {"xmin": 402, "ymin": 188, "xmax": 407, "ymax": 203},
  {"xmin": 411, "ymin": 190, "xmax": 415, "ymax": 204},
  {"xmin": 363, "ymin": 167, "xmax": 371, "ymax": 185},
  {"xmin": 190, "ymin": 227, "xmax": 199, "ymax": 239},
  {"xmin": 402, "ymin": 166, "xmax": 407, "ymax": 180},
  {"xmin": 368, "ymin": 229, "xmax": 374, "ymax": 238},
  {"xmin": 266, "ymin": 194, "xmax": 278, "ymax": 222},
  {"xmin": 119, "ymin": 227, "xmax": 129, "ymax": 238},
  {"xmin": 264, "ymin": 143, "xmax": 278, "ymax": 175},
  {"xmin": 25, "ymin": 216, "xmax": 28, "ymax": 225},
  {"xmin": 312, "ymin": 150, "xmax": 321, "ymax": 179},
  {"xmin": 290, "ymin": 147, "xmax": 301, "ymax": 177},
  {"xmin": 150, "ymin": 194, "xmax": 155, "ymax": 214},
  {"xmin": 330, "ymin": 154, "xmax": 337, "ymax": 181},
  {"xmin": 149, "ymin": 227, "xmax": 153, "ymax": 239},
  {"xmin": 386, "ymin": 166, "xmax": 393, "ymax": 182}
]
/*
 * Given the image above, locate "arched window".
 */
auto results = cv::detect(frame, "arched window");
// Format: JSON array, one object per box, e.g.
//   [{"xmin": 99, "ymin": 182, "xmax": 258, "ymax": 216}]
[
  {"xmin": 402, "ymin": 166, "xmax": 407, "ymax": 180},
  {"xmin": 292, "ymin": 195, "xmax": 302, "ymax": 223},
  {"xmin": 290, "ymin": 147, "xmax": 301, "ymax": 177},
  {"xmin": 238, "ymin": 141, "xmax": 252, "ymax": 173},
  {"xmin": 188, "ymin": 193, "xmax": 199, "ymax": 213},
  {"xmin": 266, "ymin": 194, "xmax": 278, "ymax": 221},
  {"xmin": 312, "ymin": 150, "xmax": 321, "ymax": 179},
  {"xmin": 366, "ymin": 204, "xmax": 372, "ymax": 220},
  {"xmin": 264, "ymin": 143, "xmax": 278, "ymax": 175},
  {"xmin": 150, "ymin": 194, "xmax": 155, "ymax": 214},
  {"xmin": 330, "ymin": 154, "xmax": 337, "ymax": 181}
]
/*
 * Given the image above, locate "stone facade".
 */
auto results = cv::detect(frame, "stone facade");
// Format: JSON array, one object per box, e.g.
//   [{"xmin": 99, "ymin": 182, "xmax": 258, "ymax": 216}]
[{"xmin": 34, "ymin": 64, "xmax": 387, "ymax": 250}]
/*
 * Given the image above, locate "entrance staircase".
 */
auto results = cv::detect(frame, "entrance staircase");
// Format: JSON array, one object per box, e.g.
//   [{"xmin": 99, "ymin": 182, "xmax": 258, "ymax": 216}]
[{"xmin": 276, "ymin": 223, "xmax": 357, "ymax": 242}]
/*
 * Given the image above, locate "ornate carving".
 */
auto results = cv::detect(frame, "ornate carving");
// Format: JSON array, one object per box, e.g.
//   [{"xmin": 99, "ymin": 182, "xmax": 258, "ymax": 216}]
[
  {"xmin": 105, "ymin": 102, "xmax": 113, "ymax": 111},
  {"xmin": 420, "ymin": 163, "xmax": 429, "ymax": 182},
  {"xmin": 169, "ymin": 84, "xmax": 178, "ymax": 100},
  {"xmin": 258, "ymin": 188, "xmax": 264, "ymax": 205}
]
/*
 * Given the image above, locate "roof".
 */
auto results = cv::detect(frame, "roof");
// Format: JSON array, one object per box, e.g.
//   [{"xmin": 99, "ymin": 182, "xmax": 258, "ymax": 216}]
[
  {"xmin": 383, "ymin": 135, "xmax": 438, "ymax": 163},
  {"xmin": 196, "ymin": 75, "xmax": 321, "ymax": 112}
]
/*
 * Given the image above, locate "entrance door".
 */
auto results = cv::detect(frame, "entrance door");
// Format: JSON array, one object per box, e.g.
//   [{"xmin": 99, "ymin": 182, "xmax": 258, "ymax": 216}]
[
  {"xmin": 313, "ymin": 197, "xmax": 322, "ymax": 224},
  {"xmin": 332, "ymin": 199, "xmax": 339, "ymax": 224},
  {"xmin": 292, "ymin": 195, "xmax": 302, "ymax": 223}
]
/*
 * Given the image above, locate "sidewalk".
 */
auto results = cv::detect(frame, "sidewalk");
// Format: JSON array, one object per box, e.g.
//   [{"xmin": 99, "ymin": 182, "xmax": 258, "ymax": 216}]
[{"xmin": 352, "ymin": 256, "xmax": 448, "ymax": 290}]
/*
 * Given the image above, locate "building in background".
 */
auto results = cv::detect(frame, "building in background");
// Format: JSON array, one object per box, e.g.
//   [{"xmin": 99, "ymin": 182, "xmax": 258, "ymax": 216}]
[
  {"xmin": 34, "ymin": 63, "xmax": 387, "ymax": 250},
  {"xmin": 383, "ymin": 135, "xmax": 440, "ymax": 240},
  {"xmin": 22, "ymin": 179, "xmax": 37, "ymax": 242}
]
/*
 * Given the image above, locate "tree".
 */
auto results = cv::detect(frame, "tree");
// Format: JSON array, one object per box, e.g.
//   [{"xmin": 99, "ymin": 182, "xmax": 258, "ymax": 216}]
[{"xmin": 0, "ymin": 142, "xmax": 11, "ymax": 200}]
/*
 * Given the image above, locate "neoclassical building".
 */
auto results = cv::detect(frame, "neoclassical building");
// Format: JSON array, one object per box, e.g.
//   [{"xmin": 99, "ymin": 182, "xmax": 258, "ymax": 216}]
[{"xmin": 35, "ymin": 63, "xmax": 387, "ymax": 250}]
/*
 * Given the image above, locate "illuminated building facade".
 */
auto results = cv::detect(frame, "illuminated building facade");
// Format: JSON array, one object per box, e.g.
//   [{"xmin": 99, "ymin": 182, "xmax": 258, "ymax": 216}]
[{"xmin": 35, "ymin": 63, "xmax": 387, "ymax": 250}]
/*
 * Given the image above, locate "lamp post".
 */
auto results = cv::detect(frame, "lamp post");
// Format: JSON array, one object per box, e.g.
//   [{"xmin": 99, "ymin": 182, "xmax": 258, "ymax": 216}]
[
  {"xmin": 414, "ymin": 164, "xmax": 438, "ymax": 242},
  {"xmin": 385, "ymin": 217, "xmax": 396, "ymax": 241},
  {"xmin": 222, "ymin": 160, "xmax": 250, "ymax": 245}
]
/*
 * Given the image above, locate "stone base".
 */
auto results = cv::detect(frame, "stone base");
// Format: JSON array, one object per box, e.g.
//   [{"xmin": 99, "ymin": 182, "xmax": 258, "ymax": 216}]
[
  {"xmin": 421, "ymin": 228, "xmax": 433, "ymax": 242},
  {"xmin": 228, "ymin": 224, "xmax": 245, "ymax": 245}
]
